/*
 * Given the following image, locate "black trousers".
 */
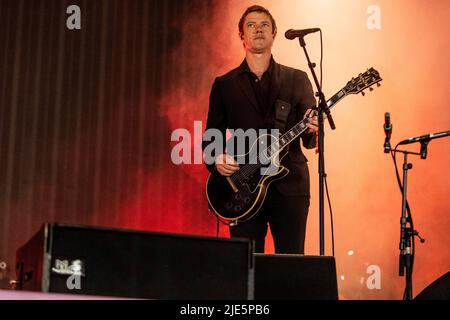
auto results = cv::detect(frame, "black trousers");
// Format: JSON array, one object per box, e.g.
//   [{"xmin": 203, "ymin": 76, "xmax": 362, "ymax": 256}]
[{"xmin": 229, "ymin": 187, "xmax": 310, "ymax": 254}]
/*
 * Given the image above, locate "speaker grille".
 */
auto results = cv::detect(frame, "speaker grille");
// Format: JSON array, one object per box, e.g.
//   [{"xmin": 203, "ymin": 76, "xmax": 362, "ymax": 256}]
[{"xmin": 254, "ymin": 254, "xmax": 338, "ymax": 300}]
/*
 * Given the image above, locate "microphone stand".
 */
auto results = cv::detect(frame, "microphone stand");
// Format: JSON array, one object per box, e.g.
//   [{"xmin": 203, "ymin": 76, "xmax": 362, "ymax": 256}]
[
  {"xmin": 390, "ymin": 146, "xmax": 426, "ymax": 300},
  {"xmin": 297, "ymin": 35, "xmax": 336, "ymax": 256},
  {"xmin": 392, "ymin": 132, "xmax": 448, "ymax": 298}
]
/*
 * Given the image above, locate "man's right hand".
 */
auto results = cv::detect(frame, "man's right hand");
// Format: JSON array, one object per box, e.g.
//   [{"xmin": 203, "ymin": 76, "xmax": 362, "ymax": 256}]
[{"xmin": 215, "ymin": 154, "xmax": 240, "ymax": 177}]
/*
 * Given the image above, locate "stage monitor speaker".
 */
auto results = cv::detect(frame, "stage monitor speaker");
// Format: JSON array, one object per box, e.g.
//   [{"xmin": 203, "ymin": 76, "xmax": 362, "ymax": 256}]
[
  {"xmin": 254, "ymin": 254, "xmax": 338, "ymax": 300},
  {"xmin": 414, "ymin": 271, "xmax": 450, "ymax": 300},
  {"xmin": 16, "ymin": 223, "xmax": 254, "ymax": 299}
]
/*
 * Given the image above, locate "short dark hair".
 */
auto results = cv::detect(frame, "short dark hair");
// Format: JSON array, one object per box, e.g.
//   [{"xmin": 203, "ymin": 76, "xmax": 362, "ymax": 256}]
[{"xmin": 238, "ymin": 5, "xmax": 277, "ymax": 35}]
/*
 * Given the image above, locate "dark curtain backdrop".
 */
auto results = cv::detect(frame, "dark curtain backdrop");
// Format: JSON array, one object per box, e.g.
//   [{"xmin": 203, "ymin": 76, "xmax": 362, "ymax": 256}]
[{"xmin": 0, "ymin": 0, "xmax": 221, "ymax": 274}]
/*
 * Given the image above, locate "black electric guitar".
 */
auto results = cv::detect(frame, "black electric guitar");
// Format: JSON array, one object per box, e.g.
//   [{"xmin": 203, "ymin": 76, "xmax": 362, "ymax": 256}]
[{"xmin": 206, "ymin": 68, "xmax": 382, "ymax": 225}]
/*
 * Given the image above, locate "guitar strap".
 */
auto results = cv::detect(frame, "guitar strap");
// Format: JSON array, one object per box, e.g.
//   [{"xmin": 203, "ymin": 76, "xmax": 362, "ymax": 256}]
[{"xmin": 273, "ymin": 67, "xmax": 295, "ymax": 152}]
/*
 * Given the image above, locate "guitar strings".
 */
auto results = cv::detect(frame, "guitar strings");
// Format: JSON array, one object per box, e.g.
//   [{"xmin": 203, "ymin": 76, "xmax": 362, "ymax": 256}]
[
  {"xmin": 231, "ymin": 117, "xmax": 311, "ymax": 184},
  {"xmin": 235, "ymin": 119, "xmax": 309, "ymax": 180}
]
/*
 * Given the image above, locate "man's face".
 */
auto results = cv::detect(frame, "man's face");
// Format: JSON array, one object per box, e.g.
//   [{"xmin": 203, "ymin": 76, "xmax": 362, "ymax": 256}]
[{"xmin": 240, "ymin": 11, "xmax": 276, "ymax": 54}]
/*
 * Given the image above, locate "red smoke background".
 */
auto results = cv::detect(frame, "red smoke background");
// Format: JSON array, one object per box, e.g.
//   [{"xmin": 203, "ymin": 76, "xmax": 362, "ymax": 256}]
[{"xmin": 69, "ymin": 0, "xmax": 449, "ymax": 299}]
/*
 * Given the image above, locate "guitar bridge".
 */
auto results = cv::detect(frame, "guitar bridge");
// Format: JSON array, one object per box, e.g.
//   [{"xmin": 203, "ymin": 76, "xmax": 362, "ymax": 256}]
[{"xmin": 226, "ymin": 177, "xmax": 238, "ymax": 193}]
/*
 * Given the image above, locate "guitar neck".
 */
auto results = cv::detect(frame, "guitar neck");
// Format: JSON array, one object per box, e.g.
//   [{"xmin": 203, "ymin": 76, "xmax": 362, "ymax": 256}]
[{"xmin": 234, "ymin": 67, "xmax": 381, "ymax": 177}]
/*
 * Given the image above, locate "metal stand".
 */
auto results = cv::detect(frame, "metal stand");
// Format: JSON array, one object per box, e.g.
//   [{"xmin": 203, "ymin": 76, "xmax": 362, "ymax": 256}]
[
  {"xmin": 391, "ymin": 147, "xmax": 426, "ymax": 300},
  {"xmin": 297, "ymin": 35, "xmax": 335, "ymax": 255}
]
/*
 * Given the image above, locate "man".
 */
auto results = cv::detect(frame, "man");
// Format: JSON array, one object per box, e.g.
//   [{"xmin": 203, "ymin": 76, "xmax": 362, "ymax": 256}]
[{"xmin": 203, "ymin": 5, "xmax": 318, "ymax": 254}]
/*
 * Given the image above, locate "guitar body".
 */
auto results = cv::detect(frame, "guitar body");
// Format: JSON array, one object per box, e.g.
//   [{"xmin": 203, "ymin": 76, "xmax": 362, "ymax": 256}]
[{"xmin": 206, "ymin": 165, "xmax": 289, "ymax": 224}]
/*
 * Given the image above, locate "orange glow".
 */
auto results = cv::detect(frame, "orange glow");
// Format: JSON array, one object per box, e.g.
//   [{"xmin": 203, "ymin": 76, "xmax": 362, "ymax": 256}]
[{"xmin": 124, "ymin": 0, "xmax": 450, "ymax": 299}]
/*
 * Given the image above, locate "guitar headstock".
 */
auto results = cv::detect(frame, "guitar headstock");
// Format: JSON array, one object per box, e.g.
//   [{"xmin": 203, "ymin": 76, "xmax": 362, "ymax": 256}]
[{"xmin": 344, "ymin": 68, "xmax": 382, "ymax": 96}]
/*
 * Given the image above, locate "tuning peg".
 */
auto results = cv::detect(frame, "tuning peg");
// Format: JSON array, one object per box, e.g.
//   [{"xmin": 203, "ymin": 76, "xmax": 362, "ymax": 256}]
[
  {"xmin": 377, "ymin": 83, "xmax": 381, "ymax": 87},
  {"xmin": 361, "ymin": 91, "xmax": 365, "ymax": 96},
  {"xmin": 369, "ymin": 87, "xmax": 374, "ymax": 92}
]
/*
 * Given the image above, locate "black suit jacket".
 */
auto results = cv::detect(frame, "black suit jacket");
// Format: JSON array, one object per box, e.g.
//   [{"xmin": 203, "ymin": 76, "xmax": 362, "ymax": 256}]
[{"xmin": 203, "ymin": 58, "xmax": 316, "ymax": 196}]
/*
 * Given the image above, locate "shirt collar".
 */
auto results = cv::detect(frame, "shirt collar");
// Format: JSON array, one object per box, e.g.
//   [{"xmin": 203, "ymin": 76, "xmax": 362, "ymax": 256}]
[{"xmin": 239, "ymin": 55, "xmax": 275, "ymax": 77}]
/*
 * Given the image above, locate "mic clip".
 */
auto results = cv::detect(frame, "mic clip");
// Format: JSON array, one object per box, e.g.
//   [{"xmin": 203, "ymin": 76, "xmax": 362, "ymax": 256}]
[{"xmin": 420, "ymin": 139, "xmax": 430, "ymax": 159}]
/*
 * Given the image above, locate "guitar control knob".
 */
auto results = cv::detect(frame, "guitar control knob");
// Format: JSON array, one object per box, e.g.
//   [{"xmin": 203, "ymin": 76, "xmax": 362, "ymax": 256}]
[
  {"xmin": 225, "ymin": 202, "xmax": 233, "ymax": 209},
  {"xmin": 244, "ymin": 197, "xmax": 251, "ymax": 204},
  {"xmin": 235, "ymin": 194, "xmax": 242, "ymax": 200},
  {"xmin": 234, "ymin": 205, "xmax": 242, "ymax": 212}
]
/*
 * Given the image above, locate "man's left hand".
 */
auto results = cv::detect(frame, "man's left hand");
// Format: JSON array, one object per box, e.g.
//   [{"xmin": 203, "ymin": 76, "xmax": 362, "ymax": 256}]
[{"xmin": 304, "ymin": 108, "xmax": 318, "ymax": 134}]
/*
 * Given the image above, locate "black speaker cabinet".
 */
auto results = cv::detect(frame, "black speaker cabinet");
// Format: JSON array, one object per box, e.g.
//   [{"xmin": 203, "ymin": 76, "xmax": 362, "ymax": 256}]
[
  {"xmin": 415, "ymin": 271, "xmax": 450, "ymax": 300},
  {"xmin": 16, "ymin": 224, "xmax": 254, "ymax": 299},
  {"xmin": 254, "ymin": 254, "xmax": 338, "ymax": 300}
]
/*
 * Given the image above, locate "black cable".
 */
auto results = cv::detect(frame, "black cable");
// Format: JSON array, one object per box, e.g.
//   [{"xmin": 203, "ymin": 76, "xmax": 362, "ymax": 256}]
[
  {"xmin": 319, "ymin": 30, "xmax": 323, "ymax": 90},
  {"xmin": 324, "ymin": 176, "xmax": 335, "ymax": 257},
  {"xmin": 391, "ymin": 143, "xmax": 415, "ymax": 299},
  {"xmin": 317, "ymin": 29, "xmax": 335, "ymax": 256},
  {"xmin": 318, "ymin": 29, "xmax": 335, "ymax": 256}
]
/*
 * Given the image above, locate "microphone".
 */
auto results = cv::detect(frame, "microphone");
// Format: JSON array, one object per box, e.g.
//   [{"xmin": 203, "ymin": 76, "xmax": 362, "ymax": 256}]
[
  {"xmin": 285, "ymin": 28, "xmax": 320, "ymax": 40},
  {"xmin": 398, "ymin": 130, "xmax": 450, "ymax": 145},
  {"xmin": 384, "ymin": 112, "xmax": 392, "ymax": 153}
]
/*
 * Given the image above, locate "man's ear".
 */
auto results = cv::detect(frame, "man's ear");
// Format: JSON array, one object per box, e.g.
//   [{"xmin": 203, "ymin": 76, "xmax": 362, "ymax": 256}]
[
  {"xmin": 239, "ymin": 32, "xmax": 244, "ymax": 40},
  {"xmin": 272, "ymin": 29, "xmax": 277, "ymax": 39}
]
